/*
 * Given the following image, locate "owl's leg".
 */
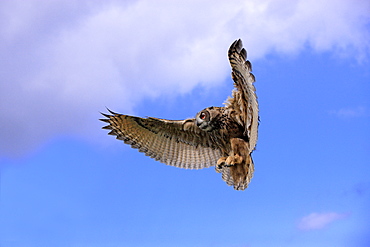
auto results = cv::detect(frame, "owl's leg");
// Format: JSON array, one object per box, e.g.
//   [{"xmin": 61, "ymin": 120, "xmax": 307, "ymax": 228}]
[
  {"xmin": 216, "ymin": 157, "xmax": 227, "ymax": 171},
  {"xmin": 216, "ymin": 157, "xmax": 227, "ymax": 167},
  {"xmin": 217, "ymin": 138, "xmax": 249, "ymax": 169},
  {"xmin": 217, "ymin": 155, "xmax": 242, "ymax": 170},
  {"xmin": 217, "ymin": 138, "xmax": 254, "ymax": 190},
  {"xmin": 225, "ymin": 154, "xmax": 243, "ymax": 166}
]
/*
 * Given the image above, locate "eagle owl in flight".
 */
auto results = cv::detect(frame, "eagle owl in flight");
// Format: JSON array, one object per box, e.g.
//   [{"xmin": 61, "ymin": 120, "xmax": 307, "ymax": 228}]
[{"xmin": 101, "ymin": 39, "xmax": 259, "ymax": 190}]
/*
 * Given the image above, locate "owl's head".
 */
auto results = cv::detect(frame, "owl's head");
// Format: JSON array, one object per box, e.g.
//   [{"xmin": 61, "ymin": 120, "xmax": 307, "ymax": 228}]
[{"xmin": 195, "ymin": 107, "xmax": 221, "ymax": 132}]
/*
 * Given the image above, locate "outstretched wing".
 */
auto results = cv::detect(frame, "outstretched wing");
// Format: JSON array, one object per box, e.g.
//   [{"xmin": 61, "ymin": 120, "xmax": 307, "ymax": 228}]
[
  {"xmin": 225, "ymin": 39, "xmax": 259, "ymax": 151},
  {"xmin": 100, "ymin": 110, "xmax": 223, "ymax": 169}
]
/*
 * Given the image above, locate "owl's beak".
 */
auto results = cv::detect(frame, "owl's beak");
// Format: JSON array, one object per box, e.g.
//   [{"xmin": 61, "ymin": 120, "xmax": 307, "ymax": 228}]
[{"xmin": 197, "ymin": 121, "xmax": 214, "ymax": 132}]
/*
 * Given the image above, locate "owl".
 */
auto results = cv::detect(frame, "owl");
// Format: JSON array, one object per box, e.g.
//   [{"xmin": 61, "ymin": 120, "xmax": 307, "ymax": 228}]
[{"xmin": 101, "ymin": 39, "xmax": 259, "ymax": 190}]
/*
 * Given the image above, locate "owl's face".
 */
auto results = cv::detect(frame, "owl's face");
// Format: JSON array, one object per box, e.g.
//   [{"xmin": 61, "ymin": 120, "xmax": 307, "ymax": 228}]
[{"xmin": 195, "ymin": 107, "xmax": 221, "ymax": 131}]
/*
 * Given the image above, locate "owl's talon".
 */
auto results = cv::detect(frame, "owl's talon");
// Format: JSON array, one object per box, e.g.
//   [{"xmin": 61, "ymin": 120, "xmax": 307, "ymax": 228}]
[
  {"xmin": 216, "ymin": 155, "xmax": 243, "ymax": 169},
  {"xmin": 225, "ymin": 154, "xmax": 243, "ymax": 167},
  {"xmin": 216, "ymin": 157, "xmax": 227, "ymax": 170}
]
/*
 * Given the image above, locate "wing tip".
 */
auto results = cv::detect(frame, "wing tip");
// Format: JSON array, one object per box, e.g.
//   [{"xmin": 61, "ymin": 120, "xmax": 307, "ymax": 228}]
[
  {"xmin": 100, "ymin": 108, "xmax": 120, "ymax": 131},
  {"xmin": 105, "ymin": 107, "xmax": 118, "ymax": 115},
  {"xmin": 232, "ymin": 39, "xmax": 243, "ymax": 50},
  {"xmin": 100, "ymin": 107, "xmax": 122, "ymax": 121},
  {"xmin": 229, "ymin": 39, "xmax": 248, "ymax": 62}
]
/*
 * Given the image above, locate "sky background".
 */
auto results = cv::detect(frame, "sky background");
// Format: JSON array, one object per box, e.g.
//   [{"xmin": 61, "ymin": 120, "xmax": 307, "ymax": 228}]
[{"xmin": 1, "ymin": 0, "xmax": 369, "ymax": 246}]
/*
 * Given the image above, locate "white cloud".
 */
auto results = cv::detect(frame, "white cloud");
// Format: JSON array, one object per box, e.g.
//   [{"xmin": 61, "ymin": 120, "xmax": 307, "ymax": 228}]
[
  {"xmin": 0, "ymin": 0, "xmax": 369, "ymax": 156},
  {"xmin": 297, "ymin": 212, "xmax": 348, "ymax": 231}
]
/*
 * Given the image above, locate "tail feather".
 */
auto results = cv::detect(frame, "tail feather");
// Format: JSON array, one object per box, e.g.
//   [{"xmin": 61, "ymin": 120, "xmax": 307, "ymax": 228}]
[{"xmin": 219, "ymin": 155, "xmax": 254, "ymax": 190}]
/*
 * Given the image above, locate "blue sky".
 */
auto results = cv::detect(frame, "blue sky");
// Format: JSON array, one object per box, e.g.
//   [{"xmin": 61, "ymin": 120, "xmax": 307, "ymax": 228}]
[{"xmin": 1, "ymin": 0, "xmax": 369, "ymax": 246}]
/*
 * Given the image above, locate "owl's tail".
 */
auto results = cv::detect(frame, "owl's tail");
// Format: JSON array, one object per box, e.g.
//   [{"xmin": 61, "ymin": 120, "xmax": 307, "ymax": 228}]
[{"xmin": 220, "ymin": 155, "xmax": 255, "ymax": 190}]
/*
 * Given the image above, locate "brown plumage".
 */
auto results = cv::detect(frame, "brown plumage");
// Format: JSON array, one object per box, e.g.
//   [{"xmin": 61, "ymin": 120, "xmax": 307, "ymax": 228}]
[{"xmin": 100, "ymin": 39, "xmax": 259, "ymax": 190}]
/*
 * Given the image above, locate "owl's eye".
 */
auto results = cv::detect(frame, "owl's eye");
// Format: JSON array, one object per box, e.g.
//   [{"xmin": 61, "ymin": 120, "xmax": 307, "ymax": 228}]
[{"xmin": 200, "ymin": 112, "xmax": 206, "ymax": 120}]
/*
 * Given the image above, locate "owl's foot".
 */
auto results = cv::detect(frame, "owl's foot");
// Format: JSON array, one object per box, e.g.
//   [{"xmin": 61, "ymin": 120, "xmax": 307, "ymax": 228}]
[
  {"xmin": 216, "ymin": 154, "xmax": 243, "ymax": 170},
  {"xmin": 216, "ymin": 157, "xmax": 227, "ymax": 170}
]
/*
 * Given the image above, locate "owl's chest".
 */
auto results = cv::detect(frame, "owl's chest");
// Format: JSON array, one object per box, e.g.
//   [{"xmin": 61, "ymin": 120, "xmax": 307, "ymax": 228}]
[
  {"xmin": 218, "ymin": 114, "xmax": 244, "ymax": 138},
  {"xmin": 219, "ymin": 110, "xmax": 240, "ymax": 131},
  {"xmin": 215, "ymin": 119, "xmax": 245, "ymax": 155}
]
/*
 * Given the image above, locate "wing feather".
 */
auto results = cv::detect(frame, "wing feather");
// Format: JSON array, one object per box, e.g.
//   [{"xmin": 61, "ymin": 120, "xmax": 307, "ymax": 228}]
[
  {"xmin": 100, "ymin": 112, "xmax": 223, "ymax": 169},
  {"xmin": 225, "ymin": 39, "xmax": 259, "ymax": 151}
]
